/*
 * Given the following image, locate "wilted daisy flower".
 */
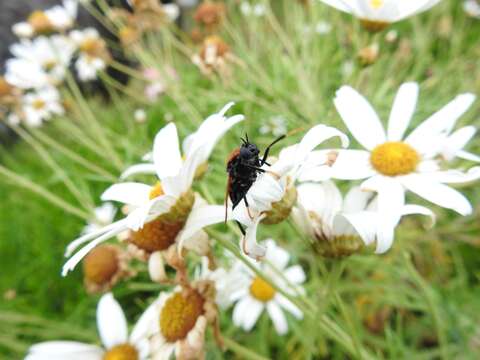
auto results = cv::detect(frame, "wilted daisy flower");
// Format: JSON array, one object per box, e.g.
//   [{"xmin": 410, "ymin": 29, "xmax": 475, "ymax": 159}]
[
  {"xmin": 464, "ymin": 0, "xmax": 480, "ymax": 18},
  {"xmin": 12, "ymin": 0, "xmax": 78, "ymax": 38},
  {"xmin": 142, "ymin": 282, "xmax": 219, "ymax": 359},
  {"xmin": 315, "ymin": 83, "xmax": 479, "ymax": 223},
  {"xmin": 292, "ymin": 182, "xmax": 434, "ymax": 255},
  {"xmin": 178, "ymin": 124, "xmax": 348, "ymax": 259},
  {"xmin": 62, "ymin": 104, "xmax": 244, "ymax": 277},
  {"xmin": 25, "ymin": 293, "xmax": 151, "ymax": 360},
  {"xmin": 20, "ymin": 86, "xmax": 64, "ymax": 127},
  {"xmin": 70, "ymin": 28, "xmax": 110, "ymax": 82},
  {"xmin": 194, "ymin": 1, "xmax": 226, "ymax": 29},
  {"xmin": 226, "ymin": 239, "xmax": 305, "ymax": 335},
  {"xmin": 5, "ymin": 35, "xmax": 76, "ymax": 89},
  {"xmin": 192, "ymin": 36, "xmax": 236, "ymax": 76},
  {"xmin": 318, "ymin": 0, "xmax": 441, "ymax": 31}
]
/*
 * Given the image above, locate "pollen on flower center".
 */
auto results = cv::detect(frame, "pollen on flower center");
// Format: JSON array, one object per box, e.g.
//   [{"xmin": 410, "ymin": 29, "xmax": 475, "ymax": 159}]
[
  {"xmin": 32, "ymin": 99, "xmax": 46, "ymax": 110},
  {"xmin": 160, "ymin": 290, "xmax": 205, "ymax": 342},
  {"xmin": 83, "ymin": 245, "xmax": 119, "ymax": 285},
  {"xmin": 370, "ymin": 141, "xmax": 419, "ymax": 176},
  {"xmin": 250, "ymin": 276, "xmax": 276, "ymax": 302},
  {"xmin": 28, "ymin": 11, "xmax": 52, "ymax": 33},
  {"xmin": 103, "ymin": 343, "xmax": 138, "ymax": 360},
  {"xmin": 149, "ymin": 182, "xmax": 164, "ymax": 199}
]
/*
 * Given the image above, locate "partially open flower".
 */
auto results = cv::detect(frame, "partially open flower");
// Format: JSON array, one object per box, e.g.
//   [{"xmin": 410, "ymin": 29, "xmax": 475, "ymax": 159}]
[
  {"xmin": 144, "ymin": 282, "xmax": 219, "ymax": 359},
  {"xmin": 194, "ymin": 1, "xmax": 226, "ymax": 29},
  {"xmin": 292, "ymin": 182, "xmax": 435, "ymax": 255},
  {"xmin": 25, "ymin": 293, "xmax": 152, "ymax": 359},
  {"xmin": 82, "ymin": 244, "xmax": 131, "ymax": 293}
]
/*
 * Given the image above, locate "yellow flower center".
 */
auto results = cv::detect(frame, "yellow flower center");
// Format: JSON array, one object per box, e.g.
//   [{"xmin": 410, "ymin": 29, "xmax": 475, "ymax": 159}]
[
  {"xmin": 160, "ymin": 290, "xmax": 205, "ymax": 342},
  {"xmin": 370, "ymin": 0, "xmax": 384, "ymax": 9},
  {"xmin": 83, "ymin": 245, "xmax": 119, "ymax": 285},
  {"xmin": 250, "ymin": 276, "xmax": 276, "ymax": 302},
  {"xmin": 0, "ymin": 78, "xmax": 13, "ymax": 98},
  {"xmin": 32, "ymin": 99, "xmax": 46, "ymax": 110},
  {"xmin": 103, "ymin": 344, "xmax": 138, "ymax": 360},
  {"xmin": 28, "ymin": 11, "xmax": 53, "ymax": 33},
  {"xmin": 130, "ymin": 190, "xmax": 195, "ymax": 253},
  {"xmin": 370, "ymin": 141, "xmax": 419, "ymax": 177},
  {"xmin": 149, "ymin": 182, "xmax": 164, "ymax": 199}
]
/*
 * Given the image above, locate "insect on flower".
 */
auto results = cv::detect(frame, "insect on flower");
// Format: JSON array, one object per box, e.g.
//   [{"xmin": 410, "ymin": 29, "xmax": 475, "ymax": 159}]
[{"xmin": 225, "ymin": 133, "xmax": 286, "ymax": 234}]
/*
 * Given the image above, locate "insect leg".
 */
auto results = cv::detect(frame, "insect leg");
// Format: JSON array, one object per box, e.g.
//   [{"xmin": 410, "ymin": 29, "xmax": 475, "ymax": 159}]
[
  {"xmin": 243, "ymin": 164, "xmax": 266, "ymax": 172},
  {"xmin": 243, "ymin": 196, "xmax": 254, "ymax": 220},
  {"xmin": 235, "ymin": 220, "xmax": 246, "ymax": 235},
  {"xmin": 260, "ymin": 134, "xmax": 286, "ymax": 165}
]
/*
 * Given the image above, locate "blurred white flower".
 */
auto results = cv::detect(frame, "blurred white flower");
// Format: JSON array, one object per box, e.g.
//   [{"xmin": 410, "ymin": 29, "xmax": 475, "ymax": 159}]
[
  {"xmin": 21, "ymin": 87, "xmax": 64, "ymax": 127},
  {"xmin": 12, "ymin": 0, "xmax": 78, "ymax": 38},
  {"xmin": 134, "ymin": 109, "xmax": 147, "ymax": 123},
  {"xmin": 240, "ymin": 2, "xmax": 266, "ymax": 17},
  {"xmin": 225, "ymin": 239, "xmax": 305, "ymax": 335},
  {"xmin": 259, "ymin": 115, "xmax": 288, "ymax": 137},
  {"xmin": 83, "ymin": 203, "xmax": 117, "ymax": 235},
  {"xmin": 318, "ymin": 0, "xmax": 441, "ymax": 29},
  {"xmin": 25, "ymin": 293, "xmax": 151, "ymax": 360},
  {"xmin": 63, "ymin": 104, "xmax": 244, "ymax": 276},
  {"xmin": 292, "ymin": 182, "xmax": 434, "ymax": 254},
  {"xmin": 464, "ymin": 0, "xmax": 480, "ymax": 18},
  {"xmin": 70, "ymin": 28, "xmax": 109, "ymax": 81},
  {"xmin": 5, "ymin": 35, "xmax": 75, "ymax": 89},
  {"xmin": 315, "ymin": 83, "xmax": 480, "ymax": 224}
]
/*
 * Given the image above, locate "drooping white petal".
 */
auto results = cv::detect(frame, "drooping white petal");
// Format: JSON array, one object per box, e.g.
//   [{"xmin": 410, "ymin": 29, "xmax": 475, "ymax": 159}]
[
  {"xmin": 97, "ymin": 293, "xmax": 128, "ymax": 349},
  {"xmin": 387, "ymin": 82, "xmax": 419, "ymax": 141},
  {"xmin": 120, "ymin": 164, "xmax": 157, "ymax": 179},
  {"xmin": 264, "ymin": 239, "xmax": 290, "ymax": 271},
  {"xmin": 401, "ymin": 174, "xmax": 472, "ymax": 216},
  {"xmin": 101, "ymin": 183, "xmax": 152, "ymax": 207},
  {"xmin": 241, "ymin": 215, "xmax": 267, "ymax": 259},
  {"xmin": 334, "ymin": 86, "xmax": 386, "ymax": 150},
  {"xmin": 177, "ymin": 205, "xmax": 225, "ymax": 250},
  {"xmin": 27, "ymin": 341, "xmax": 103, "ymax": 360},
  {"xmin": 148, "ymin": 251, "xmax": 166, "ymax": 283},
  {"xmin": 153, "ymin": 123, "xmax": 183, "ymax": 180},
  {"xmin": 267, "ymin": 301, "xmax": 288, "ymax": 335}
]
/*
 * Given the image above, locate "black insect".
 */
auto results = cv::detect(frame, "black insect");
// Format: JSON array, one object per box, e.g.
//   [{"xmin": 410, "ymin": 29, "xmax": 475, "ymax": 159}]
[{"xmin": 225, "ymin": 133, "xmax": 286, "ymax": 235}]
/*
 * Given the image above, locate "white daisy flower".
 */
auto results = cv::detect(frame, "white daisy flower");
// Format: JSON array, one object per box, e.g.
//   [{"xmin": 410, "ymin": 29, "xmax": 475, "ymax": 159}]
[
  {"xmin": 305, "ymin": 83, "xmax": 479, "ymax": 227},
  {"xmin": 464, "ymin": 0, "xmax": 480, "ymax": 18},
  {"xmin": 21, "ymin": 86, "xmax": 64, "ymax": 127},
  {"xmin": 292, "ymin": 181, "xmax": 434, "ymax": 254},
  {"xmin": 12, "ymin": 0, "xmax": 78, "ymax": 38},
  {"xmin": 5, "ymin": 35, "xmax": 75, "ymax": 89},
  {"xmin": 82, "ymin": 203, "xmax": 117, "ymax": 235},
  {"xmin": 25, "ymin": 293, "xmax": 151, "ymax": 360},
  {"xmin": 70, "ymin": 28, "xmax": 109, "ymax": 82},
  {"xmin": 62, "ymin": 104, "xmax": 244, "ymax": 276},
  {"xmin": 140, "ymin": 284, "xmax": 219, "ymax": 360},
  {"xmin": 177, "ymin": 124, "xmax": 348, "ymax": 259},
  {"xmin": 318, "ymin": 0, "xmax": 441, "ymax": 31},
  {"xmin": 226, "ymin": 239, "xmax": 305, "ymax": 335}
]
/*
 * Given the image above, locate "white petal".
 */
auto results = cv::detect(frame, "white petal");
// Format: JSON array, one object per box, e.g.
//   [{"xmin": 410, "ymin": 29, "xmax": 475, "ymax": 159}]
[
  {"xmin": 177, "ymin": 205, "xmax": 225, "ymax": 250},
  {"xmin": 426, "ymin": 167, "xmax": 480, "ymax": 184},
  {"xmin": 120, "ymin": 164, "xmax": 157, "ymax": 179},
  {"xmin": 329, "ymin": 150, "xmax": 375, "ymax": 180},
  {"xmin": 442, "ymin": 126, "xmax": 477, "ymax": 161},
  {"xmin": 130, "ymin": 298, "xmax": 162, "ymax": 346},
  {"xmin": 148, "ymin": 251, "xmax": 166, "ymax": 283},
  {"xmin": 28, "ymin": 341, "xmax": 103, "ymax": 358},
  {"xmin": 457, "ymin": 150, "xmax": 480, "ymax": 163},
  {"xmin": 97, "ymin": 293, "xmax": 128, "ymax": 349},
  {"xmin": 264, "ymin": 239, "xmax": 290, "ymax": 271},
  {"xmin": 153, "ymin": 123, "xmax": 183, "ymax": 180},
  {"xmin": 343, "ymin": 186, "xmax": 373, "ymax": 213},
  {"xmin": 401, "ymin": 204, "xmax": 436, "ymax": 227},
  {"xmin": 387, "ymin": 82, "xmax": 419, "ymax": 141},
  {"xmin": 318, "ymin": 0, "xmax": 351, "ymax": 13},
  {"xmin": 334, "ymin": 86, "xmax": 386, "ymax": 150},
  {"xmin": 126, "ymin": 195, "xmax": 177, "ymax": 231},
  {"xmin": 267, "ymin": 302, "xmax": 288, "ymax": 335},
  {"xmin": 401, "ymin": 174, "xmax": 472, "ymax": 216},
  {"xmin": 284, "ymin": 265, "xmax": 306, "ymax": 285},
  {"xmin": 242, "ymin": 215, "xmax": 267, "ymax": 259},
  {"xmin": 275, "ymin": 295, "xmax": 303, "ymax": 320},
  {"xmin": 241, "ymin": 299, "xmax": 264, "ymax": 331},
  {"xmin": 101, "ymin": 183, "xmax": 151, "ymax": 207},
  {"xmin": 406, "ymin": 93, "xmax": 476, "ymax": 148},
  {"xmin": 65, "ymin": 220, "xmax": 122, "ymax": 257},
  {"xmin": 333, "ymin": 211, "xmax": 377, "ymax": 245},
  {"xmin": 233, "ymin": 297, "xmax": 255, "ymax": 329}
]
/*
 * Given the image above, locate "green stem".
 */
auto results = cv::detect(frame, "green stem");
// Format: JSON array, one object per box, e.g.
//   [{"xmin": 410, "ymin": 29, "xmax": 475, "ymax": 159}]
[{"xmin": 223, "ymin": 337, "xmax": 271, "ymax": 360}]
